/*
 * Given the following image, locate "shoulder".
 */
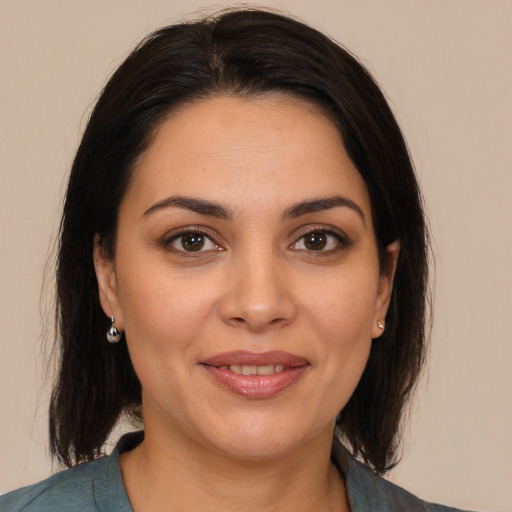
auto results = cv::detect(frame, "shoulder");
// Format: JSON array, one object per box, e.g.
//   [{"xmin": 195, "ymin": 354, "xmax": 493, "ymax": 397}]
[
  {"xmin": 346, "ymin": 459, "xmax": 471, "ymax": 511},
  {"xmin": 332, "ymin": 437, "xmax": 475, "ymax": 512},
  {"xmin": 0, "ymin": 444, "xmax": 132, "ymax": 512},
  {"xmin": 0, "ymin": 459, "xmax": 103, "ymax": 511}
]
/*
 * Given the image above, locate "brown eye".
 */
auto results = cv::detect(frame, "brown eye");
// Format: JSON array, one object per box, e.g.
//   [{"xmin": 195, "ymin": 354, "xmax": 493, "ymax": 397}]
[
  {"xmin": 303, "ymin": 232, "xmax": 327, "ymax": 250},
  {"xmin": 181, "ymin": 233, "xmax": 205, "ymax": 251},
  {"xmin": 291, "ymin": 230, "xmax": 344, "ymax": 252},
  {"xmin": 167, "ymin": 231, "xmax": 220, "ymax": 253}
]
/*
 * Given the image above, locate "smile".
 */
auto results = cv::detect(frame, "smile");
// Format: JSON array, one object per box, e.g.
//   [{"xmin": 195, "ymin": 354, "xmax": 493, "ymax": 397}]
[
  {"xmin": 201, "ymin": 351, "xmax": 310, "ymax": 399},
  {"xmin": 217, "ymin": 364, "xmax": 286, "ymax": 375}
]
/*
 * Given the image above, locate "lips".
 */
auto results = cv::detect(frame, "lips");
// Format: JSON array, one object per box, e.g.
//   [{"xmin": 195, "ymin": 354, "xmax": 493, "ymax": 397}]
[
  {"xmin": 218, "ymin": 364, "xmax": 286, "ymax": 375},
  {"xmin": 201, "ymin": 350, "xmax": 310, "ymax": 399}
]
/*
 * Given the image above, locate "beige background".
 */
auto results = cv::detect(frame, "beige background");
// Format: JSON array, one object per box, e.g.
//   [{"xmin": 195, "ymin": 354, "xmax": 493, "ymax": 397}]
[{"xmin": 1, "ymin": 1, "xmax": 511, "ymax": 510}]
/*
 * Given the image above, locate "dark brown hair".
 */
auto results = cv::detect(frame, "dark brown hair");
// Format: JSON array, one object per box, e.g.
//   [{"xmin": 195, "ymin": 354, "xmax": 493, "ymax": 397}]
[{"xmin": 50, "ymin": 8, "xmax": 429, "ymax": 474}]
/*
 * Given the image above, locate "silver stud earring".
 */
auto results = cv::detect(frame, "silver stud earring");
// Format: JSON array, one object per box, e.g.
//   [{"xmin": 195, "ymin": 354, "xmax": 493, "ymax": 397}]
[
  {"xmin": 106, "ymin": 315, "xmax": 122, "ymax": 343},
  {"xmin": 377, "ymin": 320, "xmax": 385, "ymax": 330}
]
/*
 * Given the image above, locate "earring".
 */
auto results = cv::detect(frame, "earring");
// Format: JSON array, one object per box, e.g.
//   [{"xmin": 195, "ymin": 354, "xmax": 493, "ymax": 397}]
[
  {"xmin": 377, "ymin": 320, "xmax": 385, "ymax": 330},
  {"xmin": 106, "ymin": 315, "xmax": 122, "ymax": 343}
]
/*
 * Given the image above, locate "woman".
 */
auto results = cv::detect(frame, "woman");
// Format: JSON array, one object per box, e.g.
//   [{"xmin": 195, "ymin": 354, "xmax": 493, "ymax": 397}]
[{"xmin": 1, "ymin": 8, "xmax": 474, "ymax": 511}]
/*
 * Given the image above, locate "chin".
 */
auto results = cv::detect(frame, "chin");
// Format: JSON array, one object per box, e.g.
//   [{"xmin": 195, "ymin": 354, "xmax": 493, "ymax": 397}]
[
  {"xmin": 202, "ymin": 412, "xmax": 320, "ymax": 461},
  {"xmin": 213, "ymin": 434, "xmax": 296, "ymax": 461}
]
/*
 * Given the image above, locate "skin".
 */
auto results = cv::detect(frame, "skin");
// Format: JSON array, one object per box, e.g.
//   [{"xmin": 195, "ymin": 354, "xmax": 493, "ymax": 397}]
[{"xmin": 94, "ymin": 95, "xmax": 399, "ymax": 511}]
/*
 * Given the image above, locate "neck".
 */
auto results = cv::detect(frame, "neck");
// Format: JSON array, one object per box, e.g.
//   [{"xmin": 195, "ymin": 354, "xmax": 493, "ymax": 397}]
[{"xmin": 120, "ymin": 425, "xmax": 349, "ymax": 512}]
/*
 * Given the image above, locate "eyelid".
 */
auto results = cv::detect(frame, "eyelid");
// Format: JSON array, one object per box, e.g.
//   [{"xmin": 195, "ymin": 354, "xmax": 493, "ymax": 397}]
[
  {"xmin": 161, "ymin": 225, "xmax": 224, "ymax": 251},
  {"xmin": 159, "ymin": 223, "xmax": 349, "ymax": 254},
  {"xmin": 290, "ymin": 224, "xmax": 350, "ymax": 250}
]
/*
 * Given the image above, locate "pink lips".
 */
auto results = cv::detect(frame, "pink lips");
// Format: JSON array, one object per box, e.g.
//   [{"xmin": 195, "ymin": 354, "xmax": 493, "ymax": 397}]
[{"xmin": 201, "ymin": 350, "xmax": 310, "ymax": 399}]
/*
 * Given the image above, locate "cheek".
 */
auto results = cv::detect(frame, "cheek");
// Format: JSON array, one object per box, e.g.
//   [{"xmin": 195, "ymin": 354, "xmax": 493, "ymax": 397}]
[
  {"xmin": 115, "ymin": 268, "xmax": 223, "ymax": 419},
  {"xmin": 303, "ymin": 265, "xmax": 379, "ymax": 343},
  {"xmin": 299, "ymin": 267, "xmax": 377, "ymax": 402},
  {"xmin": 116, "ymin": 263, "xmax": 219, "ymax": 362}
]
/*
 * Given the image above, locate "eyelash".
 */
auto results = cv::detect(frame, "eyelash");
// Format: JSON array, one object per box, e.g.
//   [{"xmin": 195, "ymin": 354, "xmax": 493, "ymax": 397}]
[
  {"xmin": 290, "ymin": 225, "xmax": 349, "ymax": 254},
  {"xmin": 162, "ymin": 225, "xmax": 349, "ymax": 256},
  {"xmin": 162, "ymin": 226, "xmax": 223, "ymax": 256}
]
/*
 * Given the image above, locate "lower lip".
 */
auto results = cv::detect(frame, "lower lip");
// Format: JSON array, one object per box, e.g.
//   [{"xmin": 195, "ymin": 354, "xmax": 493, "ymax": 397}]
[{"xmin": 202, "ymin": 365, "xmax": 309, "ymax": 399}]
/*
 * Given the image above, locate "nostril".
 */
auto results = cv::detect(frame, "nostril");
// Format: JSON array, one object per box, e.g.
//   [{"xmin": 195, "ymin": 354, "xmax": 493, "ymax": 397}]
[
  {"xmin": 228, "ymin": 317, "xmax": 253, "ymax": 328},
  {"xmin": 219, "ymin": 281, "xmax": 296, "ymax": 331},
  {"xmin": 227, "ymin": 315, "xmax": 290, "ymax": 331}
]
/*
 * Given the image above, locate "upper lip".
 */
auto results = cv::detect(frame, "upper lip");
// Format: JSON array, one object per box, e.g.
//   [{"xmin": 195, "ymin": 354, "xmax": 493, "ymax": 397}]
[{"xmin": 201, "ymin": 350, "xmax": 309, "ymax": 368}]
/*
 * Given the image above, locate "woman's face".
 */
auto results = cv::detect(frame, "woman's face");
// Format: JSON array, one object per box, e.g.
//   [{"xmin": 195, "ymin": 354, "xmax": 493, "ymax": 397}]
[{"xmin": 95, "ymin": 95, "xmax": 398, "ymax": 459}]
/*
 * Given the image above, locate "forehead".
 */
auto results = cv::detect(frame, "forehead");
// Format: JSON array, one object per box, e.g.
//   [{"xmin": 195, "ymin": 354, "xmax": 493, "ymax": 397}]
[{"xmin": 123, "ymin": 95, "xmax": 371, "ymax": 218}]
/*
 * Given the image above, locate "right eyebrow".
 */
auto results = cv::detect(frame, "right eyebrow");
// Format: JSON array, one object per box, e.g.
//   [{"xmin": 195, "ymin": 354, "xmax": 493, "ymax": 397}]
[{"xmin": 143, "ymin": 195, "xmax": 233, "ymax": 220}]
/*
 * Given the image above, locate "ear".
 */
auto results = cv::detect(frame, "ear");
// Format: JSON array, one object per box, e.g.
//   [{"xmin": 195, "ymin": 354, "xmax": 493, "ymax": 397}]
[
  {"xmin": 93, "ymin": 234, "xmax": 123, "ymax": 330},
  {"xmin": 372, "ymin": 240, "xmax": 400, "ymax": 339}
]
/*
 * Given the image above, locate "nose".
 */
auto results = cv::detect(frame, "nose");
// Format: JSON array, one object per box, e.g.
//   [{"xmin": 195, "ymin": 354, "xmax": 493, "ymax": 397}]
[{"xmin": 219, "ymin": 252, "xmax": 296, "ymax": 332}]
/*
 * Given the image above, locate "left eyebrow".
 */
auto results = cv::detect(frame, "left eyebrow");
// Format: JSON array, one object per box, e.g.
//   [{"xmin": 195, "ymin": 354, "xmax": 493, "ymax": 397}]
[{"xmin": 282, "ymin": 195, "xmax": 366, "ymax": 224}]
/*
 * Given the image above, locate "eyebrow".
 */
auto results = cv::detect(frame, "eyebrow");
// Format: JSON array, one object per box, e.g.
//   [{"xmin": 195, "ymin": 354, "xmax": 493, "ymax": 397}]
[
  {"xmin": 282, "ymin": 195, "xmax": 365, "ymax": 224},
  {"xmin": 143, "ymin": 194, "xmax": 365, "ymax": 224},
  {"xmin": 143, "ymin": 195, "xmax": 233, "ymax": 219}
]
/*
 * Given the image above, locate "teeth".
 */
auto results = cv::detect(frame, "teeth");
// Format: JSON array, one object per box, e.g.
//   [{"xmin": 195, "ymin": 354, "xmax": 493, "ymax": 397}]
[
  {"xmin": 220, "ymin": 364, "xmax": 287, "ymax": 375},
  {"xmin": 256, "ymin": 364, "xmax": 275, "ymax": 376},
  {"xmin": 242, "ymin": 365, "xmax": 257, "ymax": 375}
]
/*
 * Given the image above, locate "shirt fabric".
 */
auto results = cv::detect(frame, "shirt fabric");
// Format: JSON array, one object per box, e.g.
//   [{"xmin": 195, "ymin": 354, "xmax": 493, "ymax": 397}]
[{"xmin": 0, "ymin": 431, "xmax": 473, "ymax": 511}]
